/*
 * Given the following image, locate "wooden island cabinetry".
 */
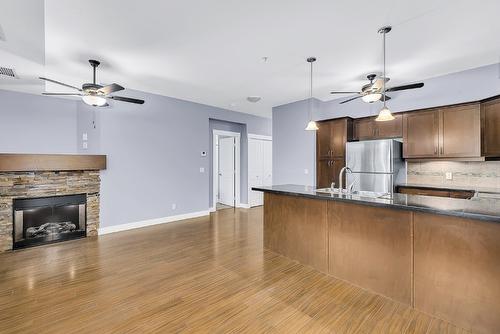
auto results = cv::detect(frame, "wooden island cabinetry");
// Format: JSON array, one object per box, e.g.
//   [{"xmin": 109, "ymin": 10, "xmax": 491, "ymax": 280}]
[{"xmin": 260, "ymin": 189, "xmax": 500, "ymax": 333}]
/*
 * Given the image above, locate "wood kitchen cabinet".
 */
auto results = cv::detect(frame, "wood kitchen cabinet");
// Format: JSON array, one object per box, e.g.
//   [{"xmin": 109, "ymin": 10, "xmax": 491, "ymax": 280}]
[
  {"xmin": 403, "ymin": 109, "xmax": 440, "ymax": 158},
  {"xmin": 403, "ymin": 103, "xmax": 481, "ymax": 159},
  {"xmin": 439, "ymin": 103, "xmax": 480, "ymax": 158},
  {"xmin": 316, "ymin": 118, "xmax": 353, "ymax": 158},
  {"xmin": 481, "ymin": 97, "xmax": 500, "ymax": 157},
  {"xmin": 316, "ymin": 158, "xmax": 344, "ymax": 189},
  {"xmin": 316, "ymin": 118, "xmax": 352, "ymax": 188},
  {"xmin": 353, "ymin": 114, "xmax": 403, "ymax": 140}
]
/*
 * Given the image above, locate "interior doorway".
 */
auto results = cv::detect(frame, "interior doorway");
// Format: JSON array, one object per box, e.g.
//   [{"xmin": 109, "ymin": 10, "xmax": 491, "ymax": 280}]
[{"xmin": 213, "ymin": 130, "xmax": 240, "ymax": 210}]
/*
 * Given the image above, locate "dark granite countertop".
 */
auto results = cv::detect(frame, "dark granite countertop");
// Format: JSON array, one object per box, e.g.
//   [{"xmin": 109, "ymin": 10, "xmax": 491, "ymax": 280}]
[
  {"xmin": 252, "ymin": 184, "xmax": 500, "ymax": 223},
  {"xmin": 397, "ymin": 183, "xmax": 500, "ymax": 195}
]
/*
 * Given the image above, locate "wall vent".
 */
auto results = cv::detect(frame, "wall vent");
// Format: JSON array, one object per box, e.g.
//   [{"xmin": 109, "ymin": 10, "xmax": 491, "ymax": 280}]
[{"xmin": 0, "ymin": 67, "xmax": 17, "ymax": 78}]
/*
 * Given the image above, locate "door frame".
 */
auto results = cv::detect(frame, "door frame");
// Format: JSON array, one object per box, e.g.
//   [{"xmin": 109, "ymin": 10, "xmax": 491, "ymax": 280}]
[
  {"xmin": 248, "ymin": 134, "xmax": 272, "ymax": 207},
  {"xmin": 212, "ymin": 130, "xmax": 241, "ymax": 209}
]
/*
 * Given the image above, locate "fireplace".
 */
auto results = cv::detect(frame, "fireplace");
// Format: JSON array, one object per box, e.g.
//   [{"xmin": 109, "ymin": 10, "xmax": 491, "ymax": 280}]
[{"xmin": 13, "ymin": 194, "xmax": 87, "ymax": 249}]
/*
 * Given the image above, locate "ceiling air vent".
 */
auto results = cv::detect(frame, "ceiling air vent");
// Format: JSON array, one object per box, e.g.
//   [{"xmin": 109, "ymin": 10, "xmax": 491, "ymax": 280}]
[{"xmin": 0, "ymin": 67, "xmax": 17, "ymax": 78}]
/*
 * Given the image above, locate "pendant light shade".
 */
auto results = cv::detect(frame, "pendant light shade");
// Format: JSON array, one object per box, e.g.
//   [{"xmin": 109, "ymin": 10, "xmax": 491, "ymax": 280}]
[
  {"xmin": 305, "ymin": 120, "xmax": 319, "ymax": 131},
  {"xmin": 375, "ymin": 26, "xmax": 395, "ymax": 122},
  {"xmin": 305, "ymin": 57, "xmax": 318, "ymax": 131},
  {"xmin": 375, "ymin": 106, "xmax": 395, "ymax": 121}
]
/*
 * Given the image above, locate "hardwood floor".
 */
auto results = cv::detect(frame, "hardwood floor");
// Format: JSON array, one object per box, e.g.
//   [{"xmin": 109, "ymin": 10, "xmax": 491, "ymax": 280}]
[{"xmin": 0, "ymin": 207, "xmax": 469, "ymax": 333}]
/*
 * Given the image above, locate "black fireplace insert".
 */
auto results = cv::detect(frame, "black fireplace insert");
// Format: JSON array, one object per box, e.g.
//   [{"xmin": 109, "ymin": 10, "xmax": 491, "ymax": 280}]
[{"xmin": 13, "ymin": 194, "xmax": 87, "ymax": 249}]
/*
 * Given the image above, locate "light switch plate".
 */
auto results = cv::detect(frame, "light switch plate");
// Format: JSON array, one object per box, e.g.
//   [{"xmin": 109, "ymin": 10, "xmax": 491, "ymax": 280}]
[
  {"xmin": 82, "ymin": 133, "xmax": 88, "ymax": 141},
  {"xmin": 445, "ymin": 172, "xmax": 453, "ymax": 180},
  {"xmin": 82, "ymin": 141, "xmax": 88, "ymax": 149},
  {"xmin": 200, "ymin": 167, "xmax": 205, "ymax": 173},
  {"xmin": 304, "ymin": 169, "xmax": 309, "ymax": 175}
]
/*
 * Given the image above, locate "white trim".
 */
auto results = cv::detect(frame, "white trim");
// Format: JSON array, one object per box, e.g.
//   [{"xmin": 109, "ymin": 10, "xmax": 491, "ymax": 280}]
[
  {"xmin": 209, "ymin": 206, "xmax": 216, "ymax": 212},
  {"xmin": 212, "ymin": 129, "xmax": 241, "ymax": 209},
  {"xmin": 236, "ymin": 203, "xmax": 251, "ymax": 209},
  {"xmin": 98, "ymin": 210, "xmax": 209, "ymax": 235},
  {"xmin": 248, "ymin": 133, "xmax": 272, "ymax": 141},
  {"xmin": 214, "ymin": 130, "xmax": 241, "ymax": 137}
]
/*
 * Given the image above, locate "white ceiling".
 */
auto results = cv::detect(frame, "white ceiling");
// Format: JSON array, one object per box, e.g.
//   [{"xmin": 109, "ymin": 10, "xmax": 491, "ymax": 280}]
[{"xmin": 1, "ymin": 0, "xmax": 500, "ymax": 117}]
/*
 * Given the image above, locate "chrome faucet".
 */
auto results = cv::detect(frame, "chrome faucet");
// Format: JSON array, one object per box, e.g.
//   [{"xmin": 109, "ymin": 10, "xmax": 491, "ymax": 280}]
[{"xmin": 339, "ymin": 167, "xmax": 352, "ymax": 193}]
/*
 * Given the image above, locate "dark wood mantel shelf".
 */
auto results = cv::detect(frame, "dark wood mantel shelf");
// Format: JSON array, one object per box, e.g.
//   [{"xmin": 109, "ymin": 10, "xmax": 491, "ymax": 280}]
[{"xmin": 0, "ymin": 154, "xmax": 107, "ymax": 172}]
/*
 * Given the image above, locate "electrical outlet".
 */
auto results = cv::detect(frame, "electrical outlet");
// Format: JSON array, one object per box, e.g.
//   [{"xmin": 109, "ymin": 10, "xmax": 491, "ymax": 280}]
[
  {"xmin": 82, "ymin": 133, "xmax": 88, "ymax": 141},
  {"xmin": 304, "ymin": 169, "xmax": 309, "ymax": 175},
  {"xmin": 199, "ymin": 167, "xmax": 205, "ymax": 173},
  {"xmin": 445, "ymin": 172, "xmax": 453, "ymax": 180},
  {"xmin": 172, "ymin": 203, "xmax": 176, "ymax": 210},
  {"xmin": 82, "ymin": 141, "xmax": 88, "ymax": 149}
]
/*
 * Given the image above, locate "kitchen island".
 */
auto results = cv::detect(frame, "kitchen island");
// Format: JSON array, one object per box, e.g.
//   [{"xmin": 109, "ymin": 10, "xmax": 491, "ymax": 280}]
[{"xmin": 253, "ymin": 184, "xmax": 500, "ymax": 334}]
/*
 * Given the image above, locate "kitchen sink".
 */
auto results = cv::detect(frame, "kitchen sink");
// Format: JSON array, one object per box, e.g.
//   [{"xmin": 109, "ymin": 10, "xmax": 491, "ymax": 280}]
[
  {"xmin": 350, "ymin": 190, "xmax": 392, "ymax": 199},
  {"xmin": 315, "ymin": 188, "xmax": 392, "ymax": 199}
]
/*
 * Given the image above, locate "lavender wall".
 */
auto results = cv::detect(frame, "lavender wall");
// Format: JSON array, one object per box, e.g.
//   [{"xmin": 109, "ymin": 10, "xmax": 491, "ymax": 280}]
[
  {"xmin": 272, "ymin": 99, "xmax": 318, "ymax": 186},
  {"xmin": 77, "ymin": 90, "xmax": 271, "ymax": 228},
  {"xmin": 273, "ymin": 63, "xmax": 500, "ymax": 187},
  {"xmin": 0, "ymin": 87, "xmax": 270, "ymax": 229},
  {"xmin": 0, "ymin": 89, "xmax": 78, "ymax": 153}
]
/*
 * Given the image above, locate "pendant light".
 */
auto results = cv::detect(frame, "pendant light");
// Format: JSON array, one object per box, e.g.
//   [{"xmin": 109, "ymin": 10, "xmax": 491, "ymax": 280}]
[
  {"xmin": 375, "ymin": 26, "xmax": 395, "ymax": 122},
  {"xmin": 305, "ymin": 57, "xmax": 319, "ymax": 131}
]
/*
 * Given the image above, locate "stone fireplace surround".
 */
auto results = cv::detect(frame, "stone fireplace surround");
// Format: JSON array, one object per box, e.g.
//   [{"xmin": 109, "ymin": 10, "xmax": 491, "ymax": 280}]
[{"xmin": 0, "ymin": 154, "xmax": 106, "ymax": 252}]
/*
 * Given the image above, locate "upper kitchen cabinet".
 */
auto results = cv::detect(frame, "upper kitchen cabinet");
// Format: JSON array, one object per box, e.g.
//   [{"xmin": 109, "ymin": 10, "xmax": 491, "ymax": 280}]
[
  {"xmin": 377, "ymin": 113, "xmax": 403, "ymax": 139},
  {"xmin": 316, "ymin": 118, "xmax": 353, "ymax": 158},
  {"xmin": 354, "ymin": 114, "xmax": 403, "ymax": 140},
  {"xmin": 317, "ymin": 121, "xmax": 332, "ymax": 159},
  {"xmin": 403, "ymin": 109, "xmax": 440, "ymax": 158},
  {"xmin": 439, "ymin": 103, "xmax": 480, "ymax": 158},
  {"xmin": 403, "ymin": 103, "xmax": 483, "ymax": 159},
  {"xmin": 481, "ymin": 97, "xmax": 500, "ymax": 157}
]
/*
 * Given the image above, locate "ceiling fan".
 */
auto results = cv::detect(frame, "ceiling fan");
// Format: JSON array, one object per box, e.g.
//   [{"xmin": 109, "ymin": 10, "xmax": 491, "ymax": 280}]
[
  {"xmin": 330, "ymin": 27, "xmax": 424, "ymax": 105},
  {"xmin": 40, "ymin": 60, "xmax": 145, "ymax": 107}
]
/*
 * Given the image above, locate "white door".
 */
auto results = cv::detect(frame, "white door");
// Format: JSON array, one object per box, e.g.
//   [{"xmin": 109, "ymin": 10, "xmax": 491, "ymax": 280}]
[
  {"xmin": 218, "ymin": 137, "xmax": 235, "ymax": 206},
  {"xmin": 249, "ymin": 138, "xmax": 272, "ymax": 207}
]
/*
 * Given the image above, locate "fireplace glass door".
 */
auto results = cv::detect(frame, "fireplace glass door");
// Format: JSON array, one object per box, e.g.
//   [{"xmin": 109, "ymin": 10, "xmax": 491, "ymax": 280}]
[{"xmin": 13, "ymin": 194, "xmax": 86, "ymax": 249}]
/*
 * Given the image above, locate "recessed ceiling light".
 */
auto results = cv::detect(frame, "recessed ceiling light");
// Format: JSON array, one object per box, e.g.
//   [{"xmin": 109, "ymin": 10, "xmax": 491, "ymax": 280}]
[{"xmin": 247, "ymin": 96, "xmax": 261, "ymax": 103}]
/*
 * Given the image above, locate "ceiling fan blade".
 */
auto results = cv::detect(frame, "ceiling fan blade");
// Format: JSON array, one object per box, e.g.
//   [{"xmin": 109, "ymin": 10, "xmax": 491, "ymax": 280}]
[
  {"xmin": 340, "ymin": 96, "xmax": 362, "ymax": 104},
  {"xmin": 98, "ymin": 83, "xmax": 124, "ymax": 95},
  {"xmin": 386, "ymin": 82, "xmax": 424, "ymax": 92},
  {"xmin": 39, "ymin": 77, "xmax": 82, "ymax": 91},
  {"xmin": 42, "ymin": 92, "xmax": 83, "ymax": 96},
  {"xmin": 109, "ymin": 96, "xmax": 145, "ymax": 104},
  {"xmin": 330, "ymin": 91, "xmax": 359, "ymax": 94}
]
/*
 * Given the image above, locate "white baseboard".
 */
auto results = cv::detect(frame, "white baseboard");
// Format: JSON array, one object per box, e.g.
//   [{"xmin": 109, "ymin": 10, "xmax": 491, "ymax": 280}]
[
  {"xmin": 209, "ymin": 206, "xmax": 216, "ymax": 212},
  {"xmin": 98, "ymin": 210, "xmax": 210, "ymax": 235},
  {"xmin": 236, "ymin": 203, "xmax": 251, "ymax": 209}
]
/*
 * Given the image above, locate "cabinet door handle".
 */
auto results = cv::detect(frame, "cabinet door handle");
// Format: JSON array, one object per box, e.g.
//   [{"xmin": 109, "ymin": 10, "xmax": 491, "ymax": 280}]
[{"xmin": 327, "ymin": 160, "xmax": 331, "ymax": 167}]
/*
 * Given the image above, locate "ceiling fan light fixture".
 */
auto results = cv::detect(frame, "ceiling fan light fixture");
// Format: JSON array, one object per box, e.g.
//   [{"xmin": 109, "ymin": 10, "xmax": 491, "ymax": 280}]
[
  {"xmin": 361, "ymin": 93, "xmax": 382, "ymax": 103},
  {"xmin": 375, "ymin": 106, "xmax": 395, "ymax": 122},
  {"xmin": 82, "ymin": 95, "xmax": 107, "ymax": 107}
]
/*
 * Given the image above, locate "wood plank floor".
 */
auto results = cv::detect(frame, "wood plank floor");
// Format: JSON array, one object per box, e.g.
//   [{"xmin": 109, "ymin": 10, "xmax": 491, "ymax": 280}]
[{"xmin": 0, "ymin": 207, "xmax": 469, "ymax": 334}]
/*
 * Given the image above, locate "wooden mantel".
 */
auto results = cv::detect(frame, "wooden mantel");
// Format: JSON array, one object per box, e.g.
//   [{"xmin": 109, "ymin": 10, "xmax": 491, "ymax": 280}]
[{"xmin": 0, "ymin": 154, "xmax": 106, "ymax": 172}]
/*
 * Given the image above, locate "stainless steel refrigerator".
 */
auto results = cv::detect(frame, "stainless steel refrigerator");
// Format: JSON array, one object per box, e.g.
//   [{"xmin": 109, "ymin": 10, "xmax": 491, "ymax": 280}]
[{"xmin": 346, "ymin": 139, "xmax": 405, "ymax": 194}]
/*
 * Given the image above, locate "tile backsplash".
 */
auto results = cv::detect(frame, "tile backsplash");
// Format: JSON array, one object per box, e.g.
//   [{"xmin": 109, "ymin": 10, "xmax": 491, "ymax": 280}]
[{"xmin": 407, "ymin": 161, "xmax": 500, "ymax": 190}]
